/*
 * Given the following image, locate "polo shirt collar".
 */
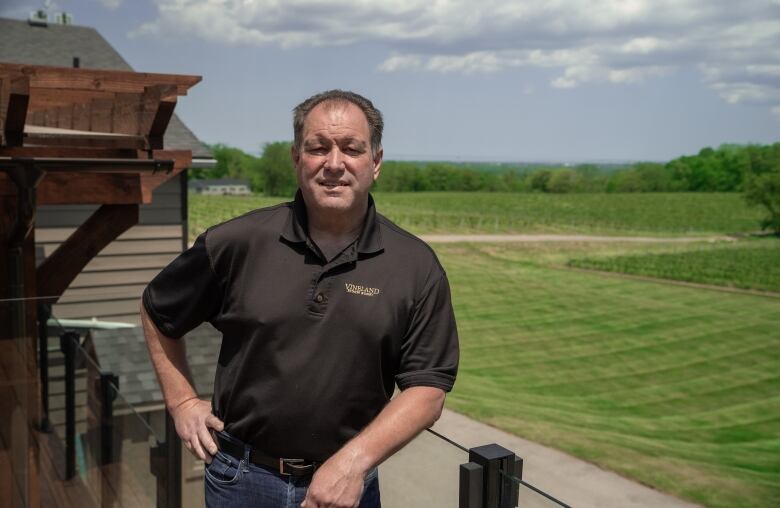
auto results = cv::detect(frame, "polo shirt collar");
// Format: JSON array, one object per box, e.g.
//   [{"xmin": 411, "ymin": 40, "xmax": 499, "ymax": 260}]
[{"xmin": 281, "ymin": 189, "xmax": 383, "ymax": 255}]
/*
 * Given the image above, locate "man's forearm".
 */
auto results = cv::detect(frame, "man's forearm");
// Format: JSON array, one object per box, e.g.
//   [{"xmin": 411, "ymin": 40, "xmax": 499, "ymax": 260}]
[
  {"xmin": 332, "ymin": 386, "xmax": 445, "ymax": 474},
  {"xmin": 302, "ymin": 386, "xmax": 446, "ymax": 506},
  {"xmin": 140, "ymin": 303, "xmax": 198, "ymax": 411},
  {"xmin": 140, "ymin": 303, "xmax": 224, "ymax": 462}
]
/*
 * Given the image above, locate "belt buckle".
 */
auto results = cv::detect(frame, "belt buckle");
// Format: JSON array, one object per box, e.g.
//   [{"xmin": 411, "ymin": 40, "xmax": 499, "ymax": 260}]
[{"xmin": 279, "ymin": 457, "xmax": 305, "ymax": 476}]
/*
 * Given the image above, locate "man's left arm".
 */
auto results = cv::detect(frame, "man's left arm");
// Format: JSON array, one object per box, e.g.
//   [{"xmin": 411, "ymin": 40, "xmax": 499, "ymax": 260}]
[{"xmin": 302, "ymin": 385, "xmax": 445, "ymax": 508}]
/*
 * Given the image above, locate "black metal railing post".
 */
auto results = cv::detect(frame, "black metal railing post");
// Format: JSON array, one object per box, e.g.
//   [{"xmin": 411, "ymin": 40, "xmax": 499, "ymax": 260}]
[
  {"xmin": 510, "ymin": 456, "xmax": 523, "ymax": 507},
  {"xmin": 98, "ymin": 372, "xmax": 118, "ymax": 466},
  {"xmin": 459, "ymin": 442, "xmax": 572, "ymax": 508},
  {"xmin": 37, "ymin": 302, "xmax": 52, "ymax": 432},
  {"xmin": 151, "ymin": 411, "xmax": 181, "ymax": 508},
  {"xmin": 459, "ymin": 461, "xmax": 484, "ymax": 508},
  {"xmin": 459, "ymin": 443, "xmax": 519, "ymax": 508},
  {"xmin": 59, "ymin": 330, "xmax": 79, "ymax": 479}
]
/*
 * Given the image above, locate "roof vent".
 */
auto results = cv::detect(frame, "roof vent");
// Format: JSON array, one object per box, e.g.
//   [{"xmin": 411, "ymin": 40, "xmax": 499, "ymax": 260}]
[
  {"xmin": 28, "ymin": 9, "xmax": 48, "ymax": 27},
  {"xmin": 54, "ymin": 12, "xmax": 74, "ymax": 25}
]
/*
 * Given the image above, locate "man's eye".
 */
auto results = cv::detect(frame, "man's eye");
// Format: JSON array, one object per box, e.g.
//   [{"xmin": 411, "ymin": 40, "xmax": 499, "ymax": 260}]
[
  {"xmin": 308, "ymin": 147, "xmax": 327, "ymax": 154},
  {"xmin": 345, "ymin": 147, "xmax": 362, "ymax": 155}
]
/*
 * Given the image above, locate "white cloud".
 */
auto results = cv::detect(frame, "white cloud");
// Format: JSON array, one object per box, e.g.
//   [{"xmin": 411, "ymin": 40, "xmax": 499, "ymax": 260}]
[{"xmin": 134, "ymin": 0, "xmax": 780, "ymax": 115}]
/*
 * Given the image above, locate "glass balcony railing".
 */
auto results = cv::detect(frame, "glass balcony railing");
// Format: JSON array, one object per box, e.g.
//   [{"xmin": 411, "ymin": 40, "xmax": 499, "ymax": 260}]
[
  {"xmin": 500, "ymin": 469, "xmax": 573, "ymax": 508},
  {"xmin": 380, "ymin": 428, "xmax": 469, "ymax": 507},
  {"xmin": 50, "ymin": 312, "xmax": 176, "ymax": 507},
  {"xmin": 2, "ymin": 294, "xmax": 576, "ymax": 508}
]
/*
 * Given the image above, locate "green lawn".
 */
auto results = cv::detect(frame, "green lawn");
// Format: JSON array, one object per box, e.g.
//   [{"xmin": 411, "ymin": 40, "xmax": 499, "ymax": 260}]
[
  {"xmin": 438, "ymin": 242, "xmax": 780, "ymax": 508},
  {"xmin": 188, "ymin": 192, "xmax": 763, "ymax": 239},
  {"xmin": 187, "ymin": 192, "xmax": 778, "ymax": 506},
  {"xmin": 568, "ymin": 239, "xmax": 780, "ymax": 293}
]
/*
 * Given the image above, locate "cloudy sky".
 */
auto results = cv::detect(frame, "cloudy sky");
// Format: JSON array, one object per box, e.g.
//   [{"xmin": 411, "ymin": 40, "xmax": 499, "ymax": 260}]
[{"xmin": 2, "ymin": 0, "xmax": 779, "ymax": 162}]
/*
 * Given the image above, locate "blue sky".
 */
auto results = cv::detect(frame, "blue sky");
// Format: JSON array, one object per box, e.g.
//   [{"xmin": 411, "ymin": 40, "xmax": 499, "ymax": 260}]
[{"xmin": 2, "ymin": 0, "xmax": 779, "ymax": 162}]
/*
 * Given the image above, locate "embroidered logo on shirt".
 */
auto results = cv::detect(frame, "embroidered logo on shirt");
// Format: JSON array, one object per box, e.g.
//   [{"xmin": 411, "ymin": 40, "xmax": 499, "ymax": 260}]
[{"xmin": 345, "ymin": 283, "xmax": 381, "ymax": 297}]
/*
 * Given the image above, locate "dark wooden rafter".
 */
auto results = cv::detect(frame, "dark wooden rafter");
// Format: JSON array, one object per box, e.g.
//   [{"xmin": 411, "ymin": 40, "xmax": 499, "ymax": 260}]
[
  {"xmin": 36, "ymin": 204, "xmax": 140, "ymax": 304},
  {"xmin": 145, "ymin": 85, "xmax": 177, "ymax": 150},
  {"xmin": 4, "ymin": 76, "xmax": 30, "ymax": 146}
]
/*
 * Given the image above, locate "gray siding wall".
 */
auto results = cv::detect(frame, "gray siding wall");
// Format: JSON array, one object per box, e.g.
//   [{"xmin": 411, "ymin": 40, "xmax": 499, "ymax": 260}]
[{"xmin": 36, "ymin": 175, "xmax": 185, "ymax": 325}]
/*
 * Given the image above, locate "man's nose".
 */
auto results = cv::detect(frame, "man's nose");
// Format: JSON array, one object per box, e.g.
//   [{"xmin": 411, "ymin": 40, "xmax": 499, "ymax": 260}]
[{"xmin": 325, "ymin": 147, "xmax": 345, "ymax": 170}]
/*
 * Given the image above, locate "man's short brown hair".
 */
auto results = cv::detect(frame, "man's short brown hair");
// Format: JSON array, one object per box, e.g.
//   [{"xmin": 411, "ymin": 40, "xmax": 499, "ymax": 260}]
[{"xmin": 293, "ymin": 90, "xmax": 384, "ymax": 156}]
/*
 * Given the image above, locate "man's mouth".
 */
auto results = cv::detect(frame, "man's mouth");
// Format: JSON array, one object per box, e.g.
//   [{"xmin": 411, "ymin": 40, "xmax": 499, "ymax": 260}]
[{"xmin": 319, "ymin": 181, "xmax": 347, "ymax": 188}]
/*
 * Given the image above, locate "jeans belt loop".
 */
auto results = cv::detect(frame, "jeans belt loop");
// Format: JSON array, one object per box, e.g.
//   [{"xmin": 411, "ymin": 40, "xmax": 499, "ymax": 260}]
[{"xmin": 241, "ymin": 444, "xmax": 251, "ymax": 473}]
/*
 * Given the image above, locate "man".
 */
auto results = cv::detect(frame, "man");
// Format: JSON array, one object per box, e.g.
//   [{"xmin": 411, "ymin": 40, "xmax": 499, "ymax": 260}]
[{"xmin": 141, "ymin": 90, "xmax": 459, "ymax": 507}]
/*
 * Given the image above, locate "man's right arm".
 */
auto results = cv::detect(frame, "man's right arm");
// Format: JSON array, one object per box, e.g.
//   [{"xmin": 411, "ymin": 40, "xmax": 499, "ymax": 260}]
[{"xmin": 140, "ymin": 302, "xmax": 223, "ymax": 463}]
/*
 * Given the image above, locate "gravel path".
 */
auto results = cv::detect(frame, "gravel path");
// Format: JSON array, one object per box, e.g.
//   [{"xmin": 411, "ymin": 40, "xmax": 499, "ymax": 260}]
[{"xmin": 380, "ymin": 409, "xmax": 702, "ymax": 508}]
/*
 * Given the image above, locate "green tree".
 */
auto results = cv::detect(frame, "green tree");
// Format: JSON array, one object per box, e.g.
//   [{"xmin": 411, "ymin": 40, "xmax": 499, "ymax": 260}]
[
  {"xmin": 526, "ymin": 169, "xmax": 552, "ymax": 192},
  {"xmin": 546, "ymin": 169, "xmax": 580, "ymax": 193},
  {"xmin": 193, "ymin": 143, "xmax": 256, "ymax": 182},
  {"xmin": 258, "ymin": 141, "xmax": 298, "ymax": 197},
  {"xmin": 743, "ymin": 143, "xmax": 780, "ymax": 233}
]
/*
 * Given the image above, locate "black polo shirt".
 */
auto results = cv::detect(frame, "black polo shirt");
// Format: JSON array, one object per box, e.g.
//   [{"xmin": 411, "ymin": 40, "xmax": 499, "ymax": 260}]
[{"xmin": 142, "ymin": 191, "xmax": 459, "ymax": 461}]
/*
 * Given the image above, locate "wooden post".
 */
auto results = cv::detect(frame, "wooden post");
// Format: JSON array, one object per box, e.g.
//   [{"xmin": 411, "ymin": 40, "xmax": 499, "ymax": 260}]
[{"xmin": 3, "ymin": 76, "xmax": 29, "ymax": 146}]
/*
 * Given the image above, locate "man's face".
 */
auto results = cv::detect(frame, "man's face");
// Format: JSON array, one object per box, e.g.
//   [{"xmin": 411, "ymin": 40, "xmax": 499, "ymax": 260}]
[{"xmin": 292, "ymin": 101, "xmax": 382, "ymax": 217}]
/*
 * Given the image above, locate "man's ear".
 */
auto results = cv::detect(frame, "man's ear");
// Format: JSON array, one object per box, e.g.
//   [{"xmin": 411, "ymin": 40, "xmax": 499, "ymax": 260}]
[
  {"xmin": 372, "ymin": 147, "xmax": 383, "ymax": 182},
  {"xmin": 291, "ymin": 145, "xmax": 300, "ymax": 165}
]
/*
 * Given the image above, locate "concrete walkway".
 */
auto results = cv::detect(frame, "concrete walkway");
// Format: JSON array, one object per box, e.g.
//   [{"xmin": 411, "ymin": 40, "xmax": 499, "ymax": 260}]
[{"xmin": 379, "ymin": 409, "xmax": 701, "ymax": 508}]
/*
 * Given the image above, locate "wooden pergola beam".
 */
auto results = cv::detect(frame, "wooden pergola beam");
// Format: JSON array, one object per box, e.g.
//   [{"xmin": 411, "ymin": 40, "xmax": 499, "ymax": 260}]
[
  {"xmin": 36, "ymin": 204, "xmax": 140, "ymax": 303},
  {"xmin": 0, "ymin": 63, "xmax": 201, "ymax": 95},
  {"xmin": 39, "ymin": 173, "xmax": 144, "ymax": 204},
  {"xmin": 0, "ymin": 150, "xmax": 190, "ymax": 204}
]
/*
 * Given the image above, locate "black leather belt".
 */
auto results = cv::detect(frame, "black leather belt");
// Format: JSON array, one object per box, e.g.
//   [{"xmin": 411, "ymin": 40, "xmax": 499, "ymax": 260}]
[{"xmin": 216, "ymin": 434, "xmax": 319, "ymax": 477}]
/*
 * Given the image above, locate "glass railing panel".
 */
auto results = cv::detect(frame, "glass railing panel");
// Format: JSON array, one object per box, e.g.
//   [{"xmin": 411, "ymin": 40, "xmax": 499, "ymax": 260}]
[
  {"xmin": 379, "ymin": 428, "xmax": 469, "ymax": 508},
  {"xmin": 105, "ymin": 378, "xmax": 162, "ymax": 507},
  {"xmin": 0, "ymin": 296, "xmax": 37, "ymax": 507},
  {"xmin": 75, "ymin": 333, "xmax": 113, "ymax": 505},
  {"xmin": 500, "ymin": 469, "xmax": 573, "ymax": 508},
  {"xmin": 58, "ymin": 322, "xmax": 167, "ymax": 508}
]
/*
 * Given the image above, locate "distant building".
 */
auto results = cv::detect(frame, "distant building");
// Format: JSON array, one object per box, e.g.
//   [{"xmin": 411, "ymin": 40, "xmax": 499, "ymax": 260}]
[{"xmin": 189, "ymin": 178, "xmax": 252, "ymax": 195}]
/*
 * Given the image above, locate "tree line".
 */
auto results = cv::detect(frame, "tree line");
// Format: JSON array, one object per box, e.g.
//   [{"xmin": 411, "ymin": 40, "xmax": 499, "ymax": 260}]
[{"xmin": 191, "ymin": 141, "xmax": 780, "ymax": 232}]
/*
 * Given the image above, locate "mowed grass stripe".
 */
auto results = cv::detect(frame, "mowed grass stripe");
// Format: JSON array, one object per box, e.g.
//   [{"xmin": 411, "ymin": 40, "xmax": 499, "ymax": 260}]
[
  {"xmin": 437, "ymin": 243, "xmax": 780, "ymax": 508},
  {"xmin": 460, "ymin": 314, "xmax": 762, "ymax": 355},
  {"xmin": 486, "ymin": 345, "xmax": 777, "ymax": 397}
]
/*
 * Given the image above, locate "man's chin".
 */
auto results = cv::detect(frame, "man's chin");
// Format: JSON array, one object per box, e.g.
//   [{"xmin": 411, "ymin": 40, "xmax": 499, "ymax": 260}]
[{"xmin": 312, "ymin": 194, "xmax": 353, "ymax": 211}]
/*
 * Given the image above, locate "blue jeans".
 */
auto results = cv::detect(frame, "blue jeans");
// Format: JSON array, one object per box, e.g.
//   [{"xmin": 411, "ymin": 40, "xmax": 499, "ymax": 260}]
[{"xmin": 205, "ymin": 431, "xmax": 381, "ymax": 507}]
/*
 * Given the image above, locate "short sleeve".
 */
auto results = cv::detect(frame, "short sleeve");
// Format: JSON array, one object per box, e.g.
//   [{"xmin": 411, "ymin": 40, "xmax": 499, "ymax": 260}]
[
  {"xmin": 395, "ymin": 273, "xmax": 459, "ymax": 392},
  {"xmin": 142, "ymin": 232, "xmax": 222, "ymax": 339}
]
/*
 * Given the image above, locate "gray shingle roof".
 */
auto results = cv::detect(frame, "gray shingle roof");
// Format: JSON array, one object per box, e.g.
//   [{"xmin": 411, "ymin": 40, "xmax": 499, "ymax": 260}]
[
  {"xmin": 0, "ymin": 17, "xmax": 212, "ymax": 158},
  {"xmin": 86, "ymin": 323, "xmax": 221, "ymax": 407}
]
